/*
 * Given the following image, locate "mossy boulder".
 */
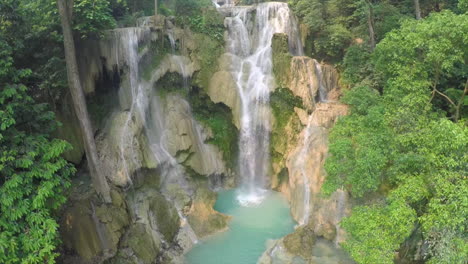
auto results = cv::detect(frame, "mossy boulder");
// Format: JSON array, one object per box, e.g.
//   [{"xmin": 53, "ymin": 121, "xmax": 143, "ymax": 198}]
[
  {"xmin": 61, "ymin": 192, "xmax": 130, "ymax": 261},
  {"xmin": 272, "ymin": 33, "xmax": 293, "ymax": 88},
  {"xmin": 187, "ymin": 180, "xmax": 230, "ymax": 237},
  {"xmin": 192, "ymin": 33, "xmax": 224, "ymax": 90},
  {"xmin": 150, "ymin": 193, "xmax": 180, "ymax": 243},
  {"xmin": 283, "ymin": 225, "xmax": 316, "ymax": 260},
  {"xmin": 124, "ymin": 224, "xmax": 161, "ymax": 264}
]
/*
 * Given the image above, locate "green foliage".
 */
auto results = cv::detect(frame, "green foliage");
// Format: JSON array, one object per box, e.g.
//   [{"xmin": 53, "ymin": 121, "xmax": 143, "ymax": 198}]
[
  {"xmin": 270, "ymin": 88, "xmax": 303, "ymax": 129},
  {"xmin": 341, "ymin": 200, "xmax": 417, "ymax": 264},
  {"xmin": 142, "ymin": 38, "xmax": 172, "ymax": 81},
  {"xmin": 270, "ymin": 88, "xmax": 303, "ymax": 164},
  {"xmin": 460, "ymin": 0, "xmax": 468, "ymax": 12},
  {"xmin": 341, "ymin": 44, "xmax": 372, "ymax": 86},
  {"xmin": 323, "ymin": 86, "xmax": 393, "ymax": 197},
  {"xmin": 272, "ymin": 33, "xmax": 293, "ymax": 88},
  {"xmin": 314, "ymin": 24, "xmax": 352, "ymax": 59},
  {"xmin": 189, "ymin": 87, "xmax": 239, "ymax": 169},
  {"xmin": 0, "ymin": 45, "xmax": 74, "ymax": 262},
  {"xmin": 324, "ymin": 9, "xmax": 468, "ymax": 264},
  {"xmin": 375, "ymin": 10, "xmax": 468, "ymax": 119},
  {"xmin": 175, "ymin": 7, "xmax": 225, "ymax": 42},
  {"xmin": 73, "ymin": 0, "xmax": 117, "ymax": 38},
  {"xmin": 192, "ymin": 33, "xmax": 224, "ymax": 90}
]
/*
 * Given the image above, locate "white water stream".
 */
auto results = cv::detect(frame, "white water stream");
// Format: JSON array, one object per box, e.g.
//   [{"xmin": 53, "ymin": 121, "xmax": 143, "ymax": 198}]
[
  {"xmin": 223, "ymin": 2, "xmax": 302, "ymax": 206},
  {"xmin": 115, "ymin": 27, "xmax": 200, "ymax": 245}
]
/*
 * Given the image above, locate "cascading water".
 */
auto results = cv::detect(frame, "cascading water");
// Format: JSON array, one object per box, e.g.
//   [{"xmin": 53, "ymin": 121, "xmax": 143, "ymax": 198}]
[
  {"xmin": 224, "ymin": 2, "xmax": 302, "ymax": 206},
  {"xmin": 115, "ymin": 26, "xmax": 201, "ymax": 245},
  {"xmin": 116, "ymin": 28, "xmax": 148, "ymax": 185},
  {"xmin": 334, "ymin": 188, "xmax": 346, "ymax": 246},
  {"xmin": 314, "ymin": 61, "xmax": 328, "ymax": 102},
  {"xmin": 295, "ymin": 115, "xmax": 314, "ymax": 226}
]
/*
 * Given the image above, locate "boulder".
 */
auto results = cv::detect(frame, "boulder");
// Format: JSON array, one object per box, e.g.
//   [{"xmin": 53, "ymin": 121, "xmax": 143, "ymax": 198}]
[
  {"xmin": 61, "ymin": 189, "xmax": 130, "ymax": 262},
  {"xmin": 207, "ymin": 70, "xmax": 241, "ymax": 128},
  {"xmin": 187, "ymin": 181, "xmax": 230, "ymax": 237},
  {"xmin": 283, "ymin": 225, "xmax": 316, "ymax": 259}
]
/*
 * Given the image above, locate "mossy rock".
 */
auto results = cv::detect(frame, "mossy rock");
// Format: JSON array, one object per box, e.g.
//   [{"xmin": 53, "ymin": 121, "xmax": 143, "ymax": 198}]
[
  {"xmin": 192, "ymin": 33, "xmax": 224, "ymax": 90},
  {"xmin": 187, "ymin": 180, "xmax": 230, "ymax": 237},
  {"xmin": 54, "ymin": 106, "xmax": 84, "ymax": 164},
  {"xmin": 124, "ymin": 223, "xmax": 160, "ymax": 264},
  {"xmin": 149, "ymin": 193, "xmax": 180, "ymax": 243},
  {"xmin": 283, "ymin": 225, "xmax": 316, "ymax": 260},
  {"xmin": 131, "ymin": 167, "xmax": 161, "ymax": 189},
  {"xmin": 272, "ymin": 33, "xmax": 293, "ymax": 88}
]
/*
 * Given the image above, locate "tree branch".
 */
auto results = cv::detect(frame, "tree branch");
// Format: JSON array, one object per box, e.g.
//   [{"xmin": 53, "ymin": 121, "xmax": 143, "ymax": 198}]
[{"xmin": 454, "ymin": 79, "xmax": 468, "ymax": 121}]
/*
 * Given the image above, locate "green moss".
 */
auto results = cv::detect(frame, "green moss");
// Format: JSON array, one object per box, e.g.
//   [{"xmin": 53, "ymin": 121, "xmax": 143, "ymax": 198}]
[
  {"xmin": 155, "ymin": 72, "xmax": 189, "ymax": 98},
  {"xmin": 188, "ymin": 86, "xmax": 238, "ymax": 169},
  {"xmin": 283, "ymin": 225, "xmax": 316, "ymax": 259},
  {"xmin": 150, "ymin": 193, "xmax": 180, "ymax": 243},
  {"xmin": 270, "ymin": 88, "xmax": 303, "ymax": 129},
  {"xmin": 192, "ymin": 33, "xmax": 224, "ymax": 90},
  {"xmin": 152, "ymin": 75, "xmax": 238, "ymax": 169},
  {"xmin": 270, "ymin": 88, "xmax": 303, "ymax": 164},
  {"xmin": 125, "ymin": 224, "xmax": 160, "ymax": 263},
  {"xmin": 141, "ymin": 37, "xmax": 172, "ymax": 81},
  {"xmin": 272, "ymin": 33, "xmax": 293, "ymax": 88}
]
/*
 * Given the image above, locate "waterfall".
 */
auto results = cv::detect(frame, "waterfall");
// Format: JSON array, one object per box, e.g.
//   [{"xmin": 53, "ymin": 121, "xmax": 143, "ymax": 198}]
[
  {"xmin": 223, "ymin": 2, "xmax": 301, "ymax": 206},
  {"xmin": 117, "ymin": 28, "xmax": 148, "ymax": 185},
  {"xmin": 314, "ymin": 61, "xmax": 328, "ymax": 102},
  {"xmin": 296, "ymin": 116, "xmax": 314, "ymax": 225},
  {"xmin": 114, "ymin": 26, "xmax": 201, "ymax": 245},
  {"xmin": 334, "ymin": 188, "xmax": 346, "ymax": 247}
]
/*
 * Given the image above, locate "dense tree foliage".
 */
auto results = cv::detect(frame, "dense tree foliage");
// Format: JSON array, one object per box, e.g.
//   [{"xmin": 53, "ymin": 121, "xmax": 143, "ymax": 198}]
[
  {"xmin": 0, "ymin": 0, "xmax": 119, "ymax": 261},
  {"xmin": 0, "ymin": 37, "xmax": 74, "ymax": 263},
  {"xmin": 320, "ymin": 3, "xmax": 468, "ymax": 264},
  {"xmin": 290, "ymin": 0, "xmax": 464, "ymax": 61}
]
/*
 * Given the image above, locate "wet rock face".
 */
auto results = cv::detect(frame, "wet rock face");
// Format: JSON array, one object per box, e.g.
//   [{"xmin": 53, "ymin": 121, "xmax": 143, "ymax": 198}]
[
  {"xmin": 283, "ymin": 225, "xmax": 316, "ymax": 259},
  {"xmin": 186, "ymin": 181, "xmax": 231, "ymax": 238},
  {"xmin": 61, "ymin": 188, "xmax": 130, "ymax": 263}
]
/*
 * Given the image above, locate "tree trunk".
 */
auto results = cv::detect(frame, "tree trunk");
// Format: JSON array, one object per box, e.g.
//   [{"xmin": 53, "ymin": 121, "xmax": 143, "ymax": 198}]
[
  {"xmin": 414, "ymin": 0, "xmax": 421, "ymax": 20},
  {"xmin": 367, "ymin": 1, "xmax": 376, "ymax": 51},
  {"xmin": 57, "ymin": 0, "xmax": 111, "ymax": 203},
  {"xmin": 155, "ymin": 0, "xmax": 158, "ymax": 16}
]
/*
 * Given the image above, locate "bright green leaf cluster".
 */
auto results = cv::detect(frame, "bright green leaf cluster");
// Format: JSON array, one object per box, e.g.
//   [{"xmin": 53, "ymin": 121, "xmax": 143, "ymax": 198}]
[{"xmin": 0, "ymin": 40, "xmax": 74, "ymax": 263}]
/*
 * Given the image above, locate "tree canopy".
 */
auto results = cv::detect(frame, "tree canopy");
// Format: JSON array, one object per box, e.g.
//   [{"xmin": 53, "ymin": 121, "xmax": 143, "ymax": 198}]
[{"xmin": 322, "ymin": 7, "xmax": 468, "ymax": 264}]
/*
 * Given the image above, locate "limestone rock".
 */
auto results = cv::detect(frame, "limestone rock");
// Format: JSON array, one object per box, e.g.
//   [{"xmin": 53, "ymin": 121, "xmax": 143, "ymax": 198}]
[
  {"xmin": 164, "ymin": 95, "xmax": 227, "ymax": 177},
  {"xmin": 283, "ymin": 225, "xmax": 316, "ymax": 259},
  {"xmin": 294, "ymin": 107, "xmax": 309, "ymax": 126},
  {"xmin": 187, "ymin": 181, "xmax": 230, "ymax": 238},
  {"xmin": 126, "ymin": 186, "xmax": 180, "ymax": 244},
  {"xmin": 288, "ymin": 57, "xmax": 319, "ymax": 111},
  {"xmin": 207, "ymin": 69, "xmax": 241, "ymax": 128},
  {"xmin": 61, "ymin": 189, "xmax": 130, "ymax": 262},
  {"xmin": 258, "ymin": 239, "xmax": 308, "ymax": 264},
  {"xmin": 115, "ymin": 223, "xmax": 161, "ymax": 264},
  {"xmin": 97, "ymin": 111, "xmax": 146, "ymax": 187}
]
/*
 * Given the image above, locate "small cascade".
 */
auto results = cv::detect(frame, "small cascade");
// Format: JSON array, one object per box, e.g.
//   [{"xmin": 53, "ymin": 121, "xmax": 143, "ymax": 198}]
[
  {"xmin": 113, "ymin": 25, "xmax": 212, "ymax": 247},
  {"xmin": 166, "ymin": 30, "xmax": 190, "ymax": 88},
  {"xmin": 117, "ymin": 28, "xmax": 147, "ymax": 185},
  {"xmin": 314, "ymin": 61, "xmax": 328, "ymax": 102},
  {"xmin": 334, "ymin": 188, "xmax": 347, "ymax": 247},
  {"xmin": 223, "ymin": 2, "xmax": 301, "ymax": 206},
  {"xmin": 295, "ymin": 115, "xmax": 315, "ymax": 226}
]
